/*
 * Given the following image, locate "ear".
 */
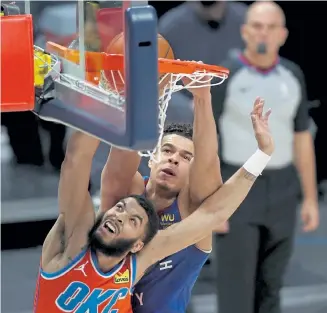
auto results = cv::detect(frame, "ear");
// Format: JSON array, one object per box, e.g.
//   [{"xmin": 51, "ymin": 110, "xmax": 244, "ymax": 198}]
[
  {"xmin": 240, "ymin": 24, "xmax": 247, "ymax": 43},
  {"xmin": 148, "ymin": 159, "xmax": 153, "ymax": 169},
  {"xmin": 130, "ymin": 240, "xmax": 144, "ymax": 254},
  {"xmin": 279, "ymin": 27, "xmax": 288, "ymax": 47}
]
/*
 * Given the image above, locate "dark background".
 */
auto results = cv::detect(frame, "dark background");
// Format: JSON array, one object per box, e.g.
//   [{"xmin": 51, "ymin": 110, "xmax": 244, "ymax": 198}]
[
  {"xmin": 150, "ymin": 1, "xmax": 326, "ymax": 168},
  {"xmin": 150, "ymin": 1, "xmax": 324, "ymax": 103}
]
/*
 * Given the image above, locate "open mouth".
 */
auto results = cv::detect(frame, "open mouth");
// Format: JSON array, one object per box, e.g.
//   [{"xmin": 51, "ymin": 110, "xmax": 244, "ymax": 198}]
[
  {"xmin": 161, "ymin": 168, "xmax": 176, "ymax": 176},
  {"xmin": 104, "ymin": 220, "xmax": 118, "ymax": 234}
]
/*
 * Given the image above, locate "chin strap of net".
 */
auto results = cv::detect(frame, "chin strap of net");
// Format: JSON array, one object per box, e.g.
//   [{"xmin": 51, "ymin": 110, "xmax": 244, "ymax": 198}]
[{"xmin": 100, "ymin": 68, "xmax": 228, "ymax": 162}]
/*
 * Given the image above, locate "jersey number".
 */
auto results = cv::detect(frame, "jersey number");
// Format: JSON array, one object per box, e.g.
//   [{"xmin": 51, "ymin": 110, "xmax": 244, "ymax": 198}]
[{"xmin": 55, "ymin": 281, "xmax": 129, "ymax": 313}]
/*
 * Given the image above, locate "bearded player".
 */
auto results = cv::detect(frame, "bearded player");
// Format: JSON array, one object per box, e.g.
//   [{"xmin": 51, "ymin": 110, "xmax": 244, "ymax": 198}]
[
  {"xmin": 33, "ymin": 95, "xmax": 273, "ymax": 313},
  {"xmin": 100, "ymin": 75, "xmax": 273, "ymax": 311}
]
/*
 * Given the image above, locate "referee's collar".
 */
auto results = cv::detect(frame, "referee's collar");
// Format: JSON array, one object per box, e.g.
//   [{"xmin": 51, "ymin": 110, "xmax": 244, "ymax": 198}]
[{"xmin": 238, "ymin": 53, "xmax": 280, "ymax": 75}]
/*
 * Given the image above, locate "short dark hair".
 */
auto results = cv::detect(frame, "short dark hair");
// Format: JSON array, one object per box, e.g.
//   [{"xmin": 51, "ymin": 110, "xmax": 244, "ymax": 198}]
[
  {"xmin": 129, "ymin": 195, "xmax": 159, "ymax": 245},
  {"xmin": 163, "ymin": 123, "xmax": 193, "ymax": 140}
]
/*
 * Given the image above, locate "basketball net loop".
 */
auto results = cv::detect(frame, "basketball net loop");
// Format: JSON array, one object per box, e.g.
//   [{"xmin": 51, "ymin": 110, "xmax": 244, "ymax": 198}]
[{"xmin": 33, "ymin": 46, "xmax": 228, "ymax": 163}]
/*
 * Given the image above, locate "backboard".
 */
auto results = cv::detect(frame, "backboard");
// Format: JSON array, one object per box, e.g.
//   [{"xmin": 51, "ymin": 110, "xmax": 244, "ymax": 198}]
[{"xmin": 30, "ymin": 0, "xmax": 159, "ymax": 151}]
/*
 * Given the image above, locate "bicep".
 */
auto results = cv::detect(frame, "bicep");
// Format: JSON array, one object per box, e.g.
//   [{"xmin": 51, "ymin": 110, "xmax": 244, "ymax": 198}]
[{"xmin": 42, "ymin": 214, "xmax": 65, "ymax": 269}]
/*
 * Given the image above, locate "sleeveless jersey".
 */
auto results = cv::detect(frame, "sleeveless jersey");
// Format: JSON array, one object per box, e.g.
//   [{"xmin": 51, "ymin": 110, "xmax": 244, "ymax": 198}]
[
  {"xmin": 34, "ymin": 249, "xmax": 137, "ymax": 313},
  {"xmin": 131, "ymin": 178, "xmax": 210, "ymax": 313}
]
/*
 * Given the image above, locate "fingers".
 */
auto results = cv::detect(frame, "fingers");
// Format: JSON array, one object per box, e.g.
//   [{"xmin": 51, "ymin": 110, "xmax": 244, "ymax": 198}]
[
  {"xmin": 250, "ymin": 112, "xmax": 258, "ymax": 125},
  {"xmin": 264, "ymin": 108, "xmax": 272, "ymax": 121},
  {"xmin": 252, "ymin": 97, "xmax": 272, "ymax": 120},
  {"xmin": 257, "ymin": 98, "xmax": 264, "ymax": 116},
  {"xmin": 302, "ymin": 216, "xmax": 313, "ymax": 232},
  {"xmin": 252, "ymin": 97, "xmax": 263, "ymax": 115},
  {"xmin": 301, "ymin": 212, "xmax": 319, "ymax": 232},
  {"xmin": 183, "ymin": 60, "xmax": 211, "ymax": 86},
  {"xmin": 181, "ymin": 76, "xmax": 191, "ymax": 86}
]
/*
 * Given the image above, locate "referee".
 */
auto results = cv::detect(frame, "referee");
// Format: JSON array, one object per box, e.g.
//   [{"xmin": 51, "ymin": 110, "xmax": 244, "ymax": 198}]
[{"xmin": 212, "ymin": 2, "xmax": 320, "ymax": 313}]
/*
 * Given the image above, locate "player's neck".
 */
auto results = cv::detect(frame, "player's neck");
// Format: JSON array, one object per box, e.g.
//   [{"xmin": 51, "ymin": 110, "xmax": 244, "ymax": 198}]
[
  {"xmin": 145, "ymin": 181, "xmax": 176, "ymax": 211},
  {"xmin": 243, "ymin": 49, "xmax": 278, "ymax": 69},
  {"xmin": 96, "ymin": 250, "xmax": 126, "ymax": 273}
]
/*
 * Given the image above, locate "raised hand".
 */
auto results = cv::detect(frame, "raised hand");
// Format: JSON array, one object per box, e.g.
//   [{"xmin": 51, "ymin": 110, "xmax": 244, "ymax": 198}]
[
  {"xmin": 181, "ymin": 61, "xmax": 212, "ymax": 100},
  {"xmin": 250, "ymin": 97, "xmax": 274, "ymax": 156}
]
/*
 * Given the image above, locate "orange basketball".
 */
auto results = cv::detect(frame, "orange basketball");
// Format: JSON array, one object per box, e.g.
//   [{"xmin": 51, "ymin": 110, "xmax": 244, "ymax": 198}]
[{"xmin": 102, "ymin": 33, "xmax": 174, "ymax": 93}]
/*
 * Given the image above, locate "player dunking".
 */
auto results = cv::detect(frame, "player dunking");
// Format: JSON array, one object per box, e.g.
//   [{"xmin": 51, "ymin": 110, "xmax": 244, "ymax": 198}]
[
  {"xmin": 100, "ymin": 79, "xmax": 273, "ymax": 312},
  {"xmin": 33, "ymin": 97, "xmax": 274, "ymax": 312}
]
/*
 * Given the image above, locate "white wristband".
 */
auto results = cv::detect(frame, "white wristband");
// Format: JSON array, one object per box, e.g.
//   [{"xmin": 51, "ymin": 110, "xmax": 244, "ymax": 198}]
[{"xmin": 243, "ymin": 149, "xmax": 271, "ymax": 177}]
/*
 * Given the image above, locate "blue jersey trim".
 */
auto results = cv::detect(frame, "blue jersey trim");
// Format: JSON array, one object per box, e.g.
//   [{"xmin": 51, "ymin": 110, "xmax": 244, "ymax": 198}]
[
  {"xmin": 90, "ymin": 249, "xmax": 124, "ymax": 277},
  {"xmin": 40, "ymin": 249, "xmax": 87, "ymax": 279},
  {"xmin": 131, "ymin": 254, "xmax": 137, "ymax": 287}
]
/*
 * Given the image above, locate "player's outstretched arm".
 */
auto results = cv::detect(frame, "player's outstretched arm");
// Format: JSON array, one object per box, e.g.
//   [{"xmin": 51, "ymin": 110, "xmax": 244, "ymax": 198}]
[
  {"xmin": 135, "ymin": 98, "xmax": 274, "ymax": 282},
  {"xmin": 181, "ymin": 76, "xmax": 222, "ymax": 206},
  {"xmin": 100, "ymin": 148, "xmax": 144, "ymax": 212},
  {"xmin": 180, "ymin": 75, "xmax": 224, "ymax": 250},
  {"xmin": 42, "ymin": 132, "xmax": 99, "ymax": 272}
]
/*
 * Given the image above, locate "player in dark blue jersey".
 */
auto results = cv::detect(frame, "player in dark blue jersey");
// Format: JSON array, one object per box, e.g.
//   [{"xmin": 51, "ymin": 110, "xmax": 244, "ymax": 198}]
[
  {"xmin": 100, "ymin": 78, "xmax": 222, "ymax": 312},
  {"xmin": 99, "ymin": 77, "xmax": 273, "ymax": 313}
]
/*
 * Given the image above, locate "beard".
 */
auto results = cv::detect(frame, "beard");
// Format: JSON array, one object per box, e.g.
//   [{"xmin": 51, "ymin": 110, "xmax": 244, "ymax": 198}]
[{"xmin": 88, "ymin": 213, "xmax": 137, "ymax": 257}]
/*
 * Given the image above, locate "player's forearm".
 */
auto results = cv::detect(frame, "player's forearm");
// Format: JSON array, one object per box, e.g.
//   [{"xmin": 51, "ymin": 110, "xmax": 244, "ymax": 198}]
[
  {"xmin": 62, "ymin": 131, "xmax": 99, "ymax": 182},
  {"xmin": 189, "ymin": 94, "xmax": 222, "ymax": 202},
  {"xmin": 294, "ymin": 131, "xmax": 318, "ymax": 201},
  {"xmin": 59, "ymin": 131, "xmax": 99, "ymax": 213},
  {"xmin": 100, "ymin": 147, "xmax": 141, "ymax": 209},
  {"xmin": 192, "ymin": 94, "xmax": 218, "ymax": 160},
  {"xmin": 65, "ymin": 131, "xmax": 100, "ymax": 161},
  {"xmin": 102, "ymin": 147, "xmax": 141, "ymax": 185}
]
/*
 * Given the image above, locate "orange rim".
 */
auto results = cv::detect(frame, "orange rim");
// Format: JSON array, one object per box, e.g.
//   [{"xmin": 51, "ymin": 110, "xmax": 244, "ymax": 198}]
[{"xmin": 46, "ymin": 41, "xmax": 229, "ymax": 76}]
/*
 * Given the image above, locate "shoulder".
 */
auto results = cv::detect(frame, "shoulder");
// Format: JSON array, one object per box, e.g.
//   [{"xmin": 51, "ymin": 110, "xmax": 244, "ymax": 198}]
[
  {"xmin": 223, "ymin": 52, "xmax": 245, "ymax": 75},
  {"xmin": 279, "ymin": 57, "xmax": 305, "ymax": 81},
  {"xmin": 227, "ymin": 1, "xmax": 248, "ymax": 19},
  {"xmin": 159, "ymin": 3, "xmax": 193, "ymax": 32}
]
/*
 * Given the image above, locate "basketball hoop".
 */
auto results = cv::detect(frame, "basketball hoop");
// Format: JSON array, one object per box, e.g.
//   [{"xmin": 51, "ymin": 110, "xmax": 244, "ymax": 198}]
[
  {"xmin": 99, "ymin": 55, "xmax": 230, "ymax": 161},
  {"xmin": 42, "ymin": 42, "xmax": 229, "ymax": 161}
]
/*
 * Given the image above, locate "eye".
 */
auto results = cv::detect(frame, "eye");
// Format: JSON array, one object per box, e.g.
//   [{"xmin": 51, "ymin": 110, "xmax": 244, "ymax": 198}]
[
  {"xmin": 130, "ymin": 218, "xmax": 137, "ymax": 226},
  {"xmin": 183, "ymin": 155, "xmax": 192, "ymax": 161},
  {"xmin": 162, "ymin": 148, "xmax": 171, "ymax": 154},
  {"xmin": 116, "ymin": 203, "xmax": 124, "ymax": 211}
]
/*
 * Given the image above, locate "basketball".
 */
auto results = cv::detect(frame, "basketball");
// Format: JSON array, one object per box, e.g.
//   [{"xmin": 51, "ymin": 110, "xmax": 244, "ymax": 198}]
[{"xmin": 101, "ymin": 33, "xmax": 174, "ymax": 93}]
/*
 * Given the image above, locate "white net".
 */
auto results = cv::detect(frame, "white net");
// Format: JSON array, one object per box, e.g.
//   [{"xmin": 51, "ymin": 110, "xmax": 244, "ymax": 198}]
[{"xmin": 100, "ymin": 66, "xmax": 228, "ymax": 162}]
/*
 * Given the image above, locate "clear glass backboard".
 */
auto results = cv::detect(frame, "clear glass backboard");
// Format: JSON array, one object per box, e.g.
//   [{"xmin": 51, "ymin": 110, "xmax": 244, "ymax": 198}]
[{"xmin": 27, "ymin": 0, "xmax": 159, "ymax": 151}]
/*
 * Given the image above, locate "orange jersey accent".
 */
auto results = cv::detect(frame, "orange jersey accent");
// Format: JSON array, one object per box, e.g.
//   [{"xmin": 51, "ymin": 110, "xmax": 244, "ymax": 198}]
[{"xmin": 34, "ymin": 249, "xmax": 136, "ymax": 313}]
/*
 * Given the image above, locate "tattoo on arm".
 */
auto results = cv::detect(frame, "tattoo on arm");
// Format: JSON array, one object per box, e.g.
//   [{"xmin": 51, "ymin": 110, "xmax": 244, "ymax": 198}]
[
  {"xmin": 60, "ymin": 231, "xmax": 87, "ymax": 262},
  {"xmin": 60, "ymin": 231, "xmax": 66, "ymax": 253},
  {"xmin": 243, "ymin": 170, "xmax": 257, "ymax": 182},
  {"xmin": 59, "ymin": 230, "xmax": 74, "ymax": 252}
]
